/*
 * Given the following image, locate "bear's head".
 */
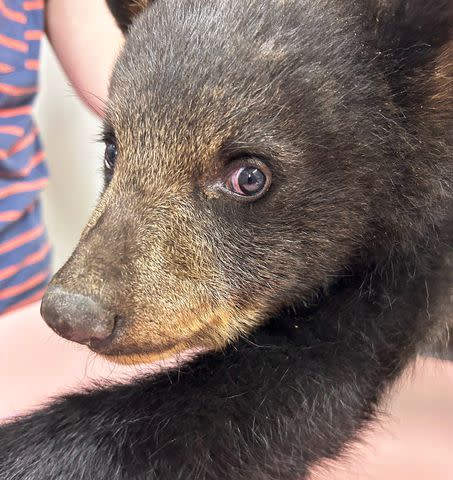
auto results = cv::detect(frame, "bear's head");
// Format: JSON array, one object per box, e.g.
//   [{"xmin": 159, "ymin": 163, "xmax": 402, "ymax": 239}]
[{"xmin": 41, "ymin": 0, "xmax": 452, "ymax": 364}]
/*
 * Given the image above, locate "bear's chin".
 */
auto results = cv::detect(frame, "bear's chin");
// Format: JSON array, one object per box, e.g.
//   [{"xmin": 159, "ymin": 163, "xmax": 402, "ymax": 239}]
[{"xmin": 99, "ymin": 346, "xmax": 204, "ymax": 366}]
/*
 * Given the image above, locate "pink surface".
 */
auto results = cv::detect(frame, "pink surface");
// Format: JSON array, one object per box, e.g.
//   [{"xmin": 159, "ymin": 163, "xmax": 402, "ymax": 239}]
[
  {"xmin": 312, "ymin": 359, "xmax": 453, "ymax": 480},
  {"xmin": 1, "ymin": 303, "xmax": 453, "ymax": 479},
  {"xmin": 0, "ymin": 302, "xmax": 167, "ymax": 420}
]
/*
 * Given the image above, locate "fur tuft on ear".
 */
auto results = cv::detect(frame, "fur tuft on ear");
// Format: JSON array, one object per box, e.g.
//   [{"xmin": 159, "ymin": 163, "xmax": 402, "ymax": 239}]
[
  {"xmin": 363, "ymin": 0, "xmax": 452, "ymax": 109},
  {"xmin": 106, "ymin": 0, "xmax": 152, "ymax": 33},
  {"xmin": 365, "ymin": 0, "xmax": 452, "ymax": 60}
]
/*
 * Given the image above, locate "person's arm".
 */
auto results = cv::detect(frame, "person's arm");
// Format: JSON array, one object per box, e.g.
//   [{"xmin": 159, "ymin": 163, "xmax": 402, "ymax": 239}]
[{"xmin": 45, "ymin": 0, "xmax": 125, "ymax": 117}]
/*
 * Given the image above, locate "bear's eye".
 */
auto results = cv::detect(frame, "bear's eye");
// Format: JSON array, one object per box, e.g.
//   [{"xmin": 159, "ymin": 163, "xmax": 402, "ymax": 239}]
[
  {"xmin": 104, "ymin": 142, "xmax": 118, "ymax": 171},
  {"xmin": 225, "ymin": 159, "xmax": 272, "ymax": 201}
]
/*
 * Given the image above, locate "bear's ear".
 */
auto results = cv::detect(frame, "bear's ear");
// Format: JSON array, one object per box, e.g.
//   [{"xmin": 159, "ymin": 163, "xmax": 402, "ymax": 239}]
[
  {"xmin": 106, "ymin": 0, "xmax": 153, "ymax": 33},
  {"xmin": 366, "ymin": 0, "xmax": 452, "ymax": 64}
]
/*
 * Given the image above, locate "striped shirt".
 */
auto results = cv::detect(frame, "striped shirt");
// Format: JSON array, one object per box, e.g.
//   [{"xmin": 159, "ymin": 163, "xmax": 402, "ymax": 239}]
[{"xmin": 0, "ymin": 0, "xmax": 50, "ymax": 314}]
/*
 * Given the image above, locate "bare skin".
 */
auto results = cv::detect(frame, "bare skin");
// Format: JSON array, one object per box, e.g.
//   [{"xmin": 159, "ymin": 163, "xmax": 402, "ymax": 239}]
[{"xmin": 45, "ymin": 0, "xmax": 125, "ymax": 116}]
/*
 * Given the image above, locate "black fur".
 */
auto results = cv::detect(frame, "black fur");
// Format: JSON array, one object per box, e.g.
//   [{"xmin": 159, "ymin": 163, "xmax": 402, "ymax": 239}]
[
  {"xmin": 105, "ymin": 0, "xmax": 144, "ymax": 32},
  {"xmin": 1, "ymin": 1, "xmax": 452, "ymax": 478},
  {"xmin": 1, "ymin": 252, "xmax": 451, "ymax": 479}
]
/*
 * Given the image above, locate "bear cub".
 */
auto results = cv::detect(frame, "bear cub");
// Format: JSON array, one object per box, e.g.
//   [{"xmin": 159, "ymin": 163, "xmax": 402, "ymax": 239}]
[{"xmin": 1, "ymin": 1, "xmax": 452, "ymax": 479}]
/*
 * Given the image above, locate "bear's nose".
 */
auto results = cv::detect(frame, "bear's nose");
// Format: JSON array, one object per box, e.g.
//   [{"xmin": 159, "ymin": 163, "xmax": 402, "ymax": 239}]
[{"xmin": 40, "ymin": 286, "xmax": 115, "ymax": 346}]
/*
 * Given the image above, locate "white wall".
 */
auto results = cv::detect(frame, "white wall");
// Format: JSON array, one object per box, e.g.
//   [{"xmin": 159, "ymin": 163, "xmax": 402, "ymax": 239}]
[{"xmin": 35, "ymin": 40, "xmax": 104, "ymax": 271}]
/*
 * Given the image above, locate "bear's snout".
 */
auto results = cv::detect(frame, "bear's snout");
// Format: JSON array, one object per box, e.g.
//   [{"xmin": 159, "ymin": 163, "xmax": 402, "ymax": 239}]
[{"xmin": 41, "ymin": 286, "xmax": 117, "ymax": 347}]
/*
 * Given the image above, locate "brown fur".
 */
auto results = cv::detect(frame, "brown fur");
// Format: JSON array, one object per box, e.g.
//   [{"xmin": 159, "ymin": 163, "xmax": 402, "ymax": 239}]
[
  {"xmin": 44, "ymin": 0, "xmax": 453, "ymax": 365},
  {"xmin": 1, "ymin": 2, "xmax": 453, "ymax": 479}
]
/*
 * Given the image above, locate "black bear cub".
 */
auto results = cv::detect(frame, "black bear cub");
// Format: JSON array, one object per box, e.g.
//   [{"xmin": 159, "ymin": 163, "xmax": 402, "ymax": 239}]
[{"xmin": 1, "ymin": 1, "xmax": 452, "ymax": 479}]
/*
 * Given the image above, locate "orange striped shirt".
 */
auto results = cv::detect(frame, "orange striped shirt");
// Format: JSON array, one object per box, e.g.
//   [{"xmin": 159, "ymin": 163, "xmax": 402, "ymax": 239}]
[{"xmin": 0, "ymin": 0, "xmax": 50, "ymax": 314}]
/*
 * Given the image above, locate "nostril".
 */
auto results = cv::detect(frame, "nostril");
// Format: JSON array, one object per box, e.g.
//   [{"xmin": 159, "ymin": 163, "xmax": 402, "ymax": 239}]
[
  {"xmin": 88, "ymin": 314, "xmax": 123, "ymax": 350},
  {"xmin": 41, "ymin": 286, "xmax": 116, "ymax": 346}
]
